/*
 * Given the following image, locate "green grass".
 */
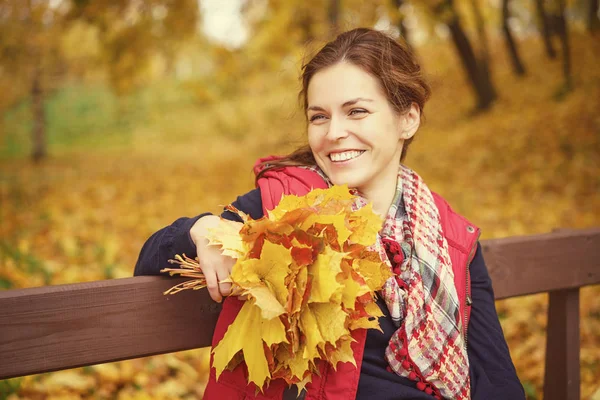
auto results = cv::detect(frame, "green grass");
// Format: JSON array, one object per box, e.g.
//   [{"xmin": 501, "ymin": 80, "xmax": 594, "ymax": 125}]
[
  {"xmin": 0, "ymin": 81, "xmax": 197, "ymax": 159},
  {"xmin": 0, "ymin": 378, "xmax": 22, "ymax": 400},
  {"xmin": 0, "ymin": 240, "xmax": 52, "ymax": 286}
]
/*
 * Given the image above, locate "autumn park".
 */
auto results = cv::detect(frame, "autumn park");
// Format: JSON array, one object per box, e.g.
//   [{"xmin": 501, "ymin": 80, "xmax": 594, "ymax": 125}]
[{"xmin": 0, "ymin": 0, "xmax": 599, "ymax": 399}]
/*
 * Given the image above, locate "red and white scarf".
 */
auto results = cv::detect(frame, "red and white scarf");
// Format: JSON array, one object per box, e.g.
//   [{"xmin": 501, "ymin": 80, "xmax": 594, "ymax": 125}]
[{"xmin": 380, "ymin": 165, "xmax": 470, "ymax": 399}]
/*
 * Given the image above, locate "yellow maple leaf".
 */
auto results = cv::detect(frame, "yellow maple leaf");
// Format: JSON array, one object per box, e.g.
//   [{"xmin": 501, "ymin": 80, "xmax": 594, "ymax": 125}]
[
  {"xmin": 337, "ymin": 275, "xmax": 369, "ymax": 310},
  {"xmin": 287, "ymin": 266, "xmax": 309, "ymax": 315},
  {"xmin": 364, "ymin": 300, "xmax": 384, "ymax": 317},
  {"xmin": 348, "ymin": 315, "xmax": 382, "ymax": 331},
  {"xmin": 299, "ymin": 305, "xmax": 325, "ymax": 361},
  {"xmin": 348, "ymin": 203, "xmax": 382, "ymax": 246},
  {"xmin": 213, "ymin": 301, "xmax": 285, "ymax": 388},
  {"xmin": 206, "ymin": 219, "xmax": 246, "ymax": 258},
  {"xmin": 295, "ymin": 373, "xmax": 314, "ymax": 394},
  {"xmin": 285, "ymin": 346, "xmax": 312, "ymax": 381},
  {"xmin": 301, "ymin": 213, "xmax": 351, "ymax": 248},
  {"xmin": 241, "ymin": 218, "xmax": 294, "ymax": 250},
  {"xmin": 244, "ymin": 283, "xmax": 286, "ymax": 320},
  {"xmin": 305, "ymin": 185, "xmax": 355, "ymax": 213},
  {"xmin": 232, "ymin": 241, "xmax": 292, "ymax": 307},
  {"xmin": 327, "ymin": 337, "xmax": 357, "ymax": 370},
  {"xmin": 353, "ymin": 258, "xmax": 393, "ymax": 291},
  {"xmin": 307, "ymin": 247, "xmax": 344, "ymax": 303},
  {"xmin": 262, "ymin": 316, "xmax": 289, "ymax": 347},
  {"xmin": 310, "ymin": 303, "xmax": 349, "ymax": 349},
  {"xmin": 268, "ymin": 193, "xmax": 311, "ymax": 220}
]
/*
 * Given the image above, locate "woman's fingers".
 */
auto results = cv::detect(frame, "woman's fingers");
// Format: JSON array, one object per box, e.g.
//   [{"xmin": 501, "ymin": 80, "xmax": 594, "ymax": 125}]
[
  {"xmin": 203, "ymin": 267, "xmax": 223, "ymax": 303},
  {"xmin": 203, "ymin": 254, "xmax": 235, "ymax": 302},
  {"xmin": 217, "ymin": 256, "xmax": 235, "ymax": 297},
  {"xmin": 218, "ymin": 278, "xmax": 232, "ymax": 297},
  {"xmin": 190, "ymin": 216, "xmax": 245, "ymax": 303}
]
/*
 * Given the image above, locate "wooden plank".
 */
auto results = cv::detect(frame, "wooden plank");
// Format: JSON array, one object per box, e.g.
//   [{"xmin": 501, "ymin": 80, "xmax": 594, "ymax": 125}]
[
  {"xmin": 481, "ymin": 227, "xmax": 600, "ymax": 299},
  {"xmin": 543, "ymin": 288, "xmax": 580, "ymax": 400},
  {"xmin": 0, "ymin": 227, "xmax": 598, "ymax": 379},
  {"xmin": 0, "ymin": 276, "xmax": 221, "ymax": 380}
]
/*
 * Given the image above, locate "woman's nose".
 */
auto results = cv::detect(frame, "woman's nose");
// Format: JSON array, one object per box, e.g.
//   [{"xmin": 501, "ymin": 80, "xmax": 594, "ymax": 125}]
[{"xmin": 326, "ymin": 116, "xmax": 349, "ymax": 140}]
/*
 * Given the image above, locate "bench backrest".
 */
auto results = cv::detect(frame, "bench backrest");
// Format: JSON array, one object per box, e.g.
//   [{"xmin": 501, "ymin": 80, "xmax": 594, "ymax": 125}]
[{"xmin": 1, "ymin": 227, "xmax": 598, "ymax": 400}]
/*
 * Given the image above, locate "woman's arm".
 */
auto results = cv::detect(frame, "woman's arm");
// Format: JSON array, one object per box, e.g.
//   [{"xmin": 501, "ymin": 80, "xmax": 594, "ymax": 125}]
[
  {"xmin": 467, "ymin": 242, "xmax": 525, "ymax": 400},
  {"xmin": 133, "ymin": 214, "xmax": 208, "ymax": 276},
  {"xmin": 133, "ymin": 189, "xmax": 263, "ymax": 276}
]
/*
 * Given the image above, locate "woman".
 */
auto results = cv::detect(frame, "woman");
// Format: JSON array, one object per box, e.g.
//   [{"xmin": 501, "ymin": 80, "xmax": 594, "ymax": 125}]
[{"xmin": 135, "ymin": 28, "xmax": 524, "ymax": 400}]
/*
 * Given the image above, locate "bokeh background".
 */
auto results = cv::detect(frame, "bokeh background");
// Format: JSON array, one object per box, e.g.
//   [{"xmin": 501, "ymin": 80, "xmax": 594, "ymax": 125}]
[{"xmin": 1, "ymin": 0, "xmax": 599, "ymax": 399}]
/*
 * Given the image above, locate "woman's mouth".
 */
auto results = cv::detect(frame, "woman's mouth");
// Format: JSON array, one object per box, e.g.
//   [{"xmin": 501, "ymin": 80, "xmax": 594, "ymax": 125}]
[{"xmin": 328, "ymin": 150, "xmax": 365, "ymax": 162}]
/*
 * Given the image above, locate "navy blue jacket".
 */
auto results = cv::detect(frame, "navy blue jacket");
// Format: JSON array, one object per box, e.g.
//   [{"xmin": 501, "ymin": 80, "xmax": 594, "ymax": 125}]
[{"xmin": 134, "ymin": 188, "xmax": 525, "ymax": 400}]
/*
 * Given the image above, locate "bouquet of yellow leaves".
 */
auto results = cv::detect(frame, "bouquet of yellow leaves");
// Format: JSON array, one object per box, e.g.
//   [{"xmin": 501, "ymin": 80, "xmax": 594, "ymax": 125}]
[{"xmin": 162, "ymin": 185, "xmax": 391, "ymax": 392}]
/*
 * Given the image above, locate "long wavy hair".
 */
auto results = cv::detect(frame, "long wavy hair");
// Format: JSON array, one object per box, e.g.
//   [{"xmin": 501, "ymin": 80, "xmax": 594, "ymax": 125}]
[{"xmin": 256, "ymin": 28, "xmax": 431, "ymax": 180}]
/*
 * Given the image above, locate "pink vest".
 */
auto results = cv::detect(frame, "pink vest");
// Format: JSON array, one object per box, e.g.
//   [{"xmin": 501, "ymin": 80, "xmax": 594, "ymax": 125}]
[{"xmin": 203, "ymin": 165, "xmax": 480, "ymax": 400}]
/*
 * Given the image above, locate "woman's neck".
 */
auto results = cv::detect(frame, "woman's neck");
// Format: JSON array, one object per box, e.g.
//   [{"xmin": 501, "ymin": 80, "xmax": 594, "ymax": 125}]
[{"xmin": 358, "ymin": 175, "xmax": 398, "ymax": 218}]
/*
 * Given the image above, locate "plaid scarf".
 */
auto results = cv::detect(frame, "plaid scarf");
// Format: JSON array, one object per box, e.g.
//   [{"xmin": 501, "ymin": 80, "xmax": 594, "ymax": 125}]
[{"xmin": 305, "ymin": 164, "xmax": 470, "ymax": 399}]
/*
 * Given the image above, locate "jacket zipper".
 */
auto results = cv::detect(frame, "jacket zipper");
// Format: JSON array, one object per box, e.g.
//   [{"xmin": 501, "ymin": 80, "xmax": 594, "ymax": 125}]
[{"xmin": 463, "ymin": 231, "xmax": 480, "ymax": 350}]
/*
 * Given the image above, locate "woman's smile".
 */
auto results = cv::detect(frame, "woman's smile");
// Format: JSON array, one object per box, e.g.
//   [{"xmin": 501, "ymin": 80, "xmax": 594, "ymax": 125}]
[{"xmin": 328, "ymin": 150, "xmax": 366, "ymax": 163}]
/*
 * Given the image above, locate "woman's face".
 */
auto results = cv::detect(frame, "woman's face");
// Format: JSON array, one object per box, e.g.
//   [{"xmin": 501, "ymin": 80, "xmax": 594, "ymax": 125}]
[{"xmin": 306, "ymin": 62, "xmax": 415, "ymax": 197}]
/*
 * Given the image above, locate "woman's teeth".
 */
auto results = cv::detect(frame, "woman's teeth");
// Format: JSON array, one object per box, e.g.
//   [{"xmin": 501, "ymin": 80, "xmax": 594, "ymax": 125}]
[{"xmin": 329, "ymin": 150, "xmax": 365, "ymax": 162}]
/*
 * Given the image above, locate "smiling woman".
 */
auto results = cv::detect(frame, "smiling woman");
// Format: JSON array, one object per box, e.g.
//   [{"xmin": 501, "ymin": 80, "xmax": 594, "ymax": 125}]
[
  {"xmin": 306, "ymin": 63, "xmax": 420, "ymax": 216},
  {"xmin": 134, "ymin": 28, "xmax": 525, "ymax": 400}
]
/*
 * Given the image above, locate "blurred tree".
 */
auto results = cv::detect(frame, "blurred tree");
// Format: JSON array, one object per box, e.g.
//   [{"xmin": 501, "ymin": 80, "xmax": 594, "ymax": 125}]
[
  {"xmin": 589, "ymin": 0, "xmax": 600, "ymax": 32},
  {"xmin": 431, "ymin": 0, "xmax": 496, "ymax": 110},
  {"xmin": 468, "ymin": 0, "xmax": 490, "ymax": 68},
  {"xmin": 233, "ymin": 0, "xmax": 387, "ymax": 84},
  {"xmin": 547, "ymin": 0, "xmax": 572, "ymax": 93},
  {"xmin": 328, "ymin": 0, "xmax": 340, "ymax": 35},
  {"xmin": 468, "ymin": 0, "xmax": 496, "ymax": 100},
  {"xmin": 534, "ymin": 0, "xmax": 557, "ymax": 59},
  {"xmin": 502, "ymin": 0, "xmax": 527, "ymax": 76},
  {"xmin": 0, "ymin": 0, "xmax": 69, "ymax": 162},
  {"xmin": 0, "ymin": 0, "xmax": 198, "ymax": 162},
  {"xmin": 297, "ymin": 2, "xmax": 316, "ymax": 42},
  {"xmin": 392, "ymin": 0, "xmax": 412, "ymax": 47},
  {"xmin": 68, "ymin": 0, "xmax": 198, "ymax": 94}
]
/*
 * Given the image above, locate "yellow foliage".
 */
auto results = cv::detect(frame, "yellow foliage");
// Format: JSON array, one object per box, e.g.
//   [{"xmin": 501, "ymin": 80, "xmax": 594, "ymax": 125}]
[
  {"xmin": 206, "ymin": 186, "xmax": 391, "ymax": 391},
  {"xmin": 307, "ymin": 247, "xmax": 345, "ymax": 303},
  {"xmin": 205, "ymin": 218, "xmax": 246, "ymax": 259},
  {"xmin": 213, "ymin": 301, "xmax": 286, "ymax": 387},
  {"xmin": 1, "ymin": 26, "xmax": 599, "ymax": 400}
]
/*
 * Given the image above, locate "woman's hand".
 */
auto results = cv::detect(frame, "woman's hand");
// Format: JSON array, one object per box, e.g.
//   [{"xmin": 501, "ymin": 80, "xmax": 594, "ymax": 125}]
[{"xmin": 190, "ymin": 215, "xmax": 240, "ymax": 303}]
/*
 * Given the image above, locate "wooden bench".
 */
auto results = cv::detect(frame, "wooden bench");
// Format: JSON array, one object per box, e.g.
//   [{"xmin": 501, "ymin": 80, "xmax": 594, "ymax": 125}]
[{"xmin": 1, "ymin": 227, "xmax": 599, "ymax": 400}]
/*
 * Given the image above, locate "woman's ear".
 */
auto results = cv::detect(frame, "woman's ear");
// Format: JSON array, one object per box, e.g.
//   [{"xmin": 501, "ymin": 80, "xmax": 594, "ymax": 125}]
[{"xmin": 399, "ymin": 103, "xmax": 421, "ymax": 139}]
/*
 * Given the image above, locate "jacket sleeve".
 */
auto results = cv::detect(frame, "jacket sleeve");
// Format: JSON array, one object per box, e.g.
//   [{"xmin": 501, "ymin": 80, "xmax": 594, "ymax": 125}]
[
  {"xmin": 468, "ymin": 242, "xmax": 526, "ymax": 400},
  {"xmin": 133, "ymin": 188, "xmax": 263, "ymax": 277}
]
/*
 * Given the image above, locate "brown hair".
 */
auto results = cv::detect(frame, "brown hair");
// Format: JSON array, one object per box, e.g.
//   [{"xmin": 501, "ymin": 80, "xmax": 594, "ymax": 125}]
[{"xmin": 257, "ymin": 28, "xmax": 431, "ymax": 179}]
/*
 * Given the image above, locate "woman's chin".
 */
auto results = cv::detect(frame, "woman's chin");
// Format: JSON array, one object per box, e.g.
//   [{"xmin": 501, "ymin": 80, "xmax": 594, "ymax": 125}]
[{"xmin": 328, "ymin": 175, "xmax": 363, "ymax": 190}]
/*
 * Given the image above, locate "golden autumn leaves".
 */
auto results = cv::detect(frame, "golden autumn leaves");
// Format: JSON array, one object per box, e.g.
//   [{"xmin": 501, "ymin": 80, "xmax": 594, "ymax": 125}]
[{"xmin": 163, "ymin": 185, "xmax": 391, "ymax": 392}]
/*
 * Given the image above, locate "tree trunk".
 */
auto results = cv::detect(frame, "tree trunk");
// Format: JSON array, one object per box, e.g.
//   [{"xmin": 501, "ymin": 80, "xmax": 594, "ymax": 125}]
[
  {"xmin": 394, "ymin": 0, "xmax": 411, "ymax": 46},
  {"xmin": 31, "ymin": 66, "xmax": 47, "ymax": 163},
  {"xmin": 469, "ymin": 0, "xmax": 496, "ymax": 106},
  {"xmin": 298, "ymin": 9, "xmax": 314, "ymax": 42},
  {"xmin": 328, "ymin": 0, "xmax": 340, "ymax": 36},
  {"xmin": 535, "ymin": 0, "xmax": 557, "ymax": 59},
  {"xmin": 469, "ymin": 0, "xmax": 490, "ymax": 65},
  {"xmin": 502, "ymin": 0, "xmax": 527, "ymax": 76},
  {"xmin": 447, "ymin": 16, "xmax": 496, "ymax": 110},
  {"xmin": 554, "ymin": 0, "xmax": 573, "ymax": 91},
  {"xmin": 589, "ymin": 0, "xmax": 600, "ymax": 33}
]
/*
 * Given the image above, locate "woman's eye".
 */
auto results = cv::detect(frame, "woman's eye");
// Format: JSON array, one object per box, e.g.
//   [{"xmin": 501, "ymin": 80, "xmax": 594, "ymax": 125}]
[
  {"xmin": 309, "ymin": 114, "xmax": 327, "ymax": 122},
  {"xmin": 349, "ymin": 108, "xmax": 368, "ymax": 116}
]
